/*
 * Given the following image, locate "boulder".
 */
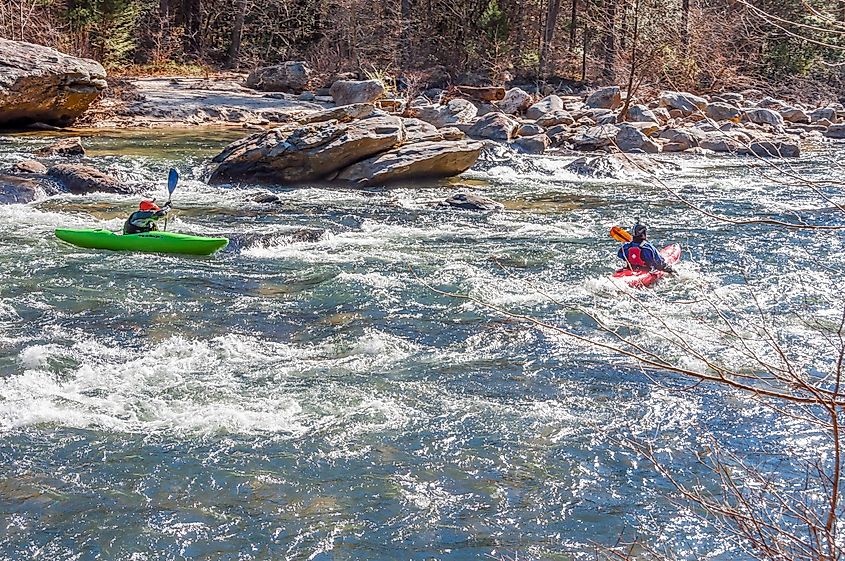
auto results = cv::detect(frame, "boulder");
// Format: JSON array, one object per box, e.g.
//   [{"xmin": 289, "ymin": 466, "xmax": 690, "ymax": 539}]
[
  {"xmin": 0, "ymin": 174, "xmax": 41, "ymax": 203},
  {"xmin": 467, "ymin": 113, "xmax": 520, "ymax": 141},
  {"xmin": 825, "ymin": 124, "xmax": 845, "ymax": 139},
  {"xmin": 562, "ymin": 154, "xmax": 674, "ymax": 179},
  {"xmin": 741, "ymin": 140, "xmax": 800, "ymax": 158},
  {"xmin": 245, "ymin": 61, "xmax": 312, "ymax": 93},
  {"xmin": 585, "ymin": 86, "xmax": 621, "ymax": 110},
  {"xmin": 652, "ymin": 107, "xmax": 671, "ymax": 122},
  {"xmin": 402, "ymin": 118, "xmax": 443, "ymax": 143},
  {"xmin": 810, "ymin": 107, "xmax": 836, "ymax": 123},
  {"xmin": 595, "ymin": 112, "xmax": 618, "ymax": 125},
  {"xmin": 34, "ymin": 136, "xmax": 85, "ymax": 156},
  {"xmin": 47, "ymin": 164, "xmax": 131, "ymax": 194},
  {"xmin": 615, "ymin": 124, "xmax": 660, "ymax": 153},
  {"xmin": 742, "ymin": 108, "xmax": 784, "ymax": 127},
  {"xmin": 698, "ymin": 132, "xmax": 742, "ymax": 153},
  {"xmin": 780, "ymin": 107, "xmax": 810, "ymax": 124},
  {"xmin": 536, "ymin": 110, "xmax": 575, "ymax": 127},
  {"xmin": 526, "ymin": 95, "xmax": 563, "ymax": 120},
  {"xmin": 455, "ymin": 85, "xmax": 505, "ymax": 101},
  {"xmin": 516, "ymin": 123, "xmax": 545, "ymax": 137},
  {"xmin": 13, "ymin": 159, "xmax": 47, "ymax": 174},
  {"xmin": 512, "ymin": 134, "xmax": 550, "ymax": 154},
  {"xmin": 717, "ymin": 92, "xmax": 744, "ymax": 103},
  {"xmin": 0, "ymin": 38, "xmax": 106, "ymax": 126},
  {"xmin": 335, "ymin": 140, "xmax": 483, "ymax": 185},
  {"xmin": 415, "ymin": 98, "xmax": 478, "ymax": 128},
  {"xmin": 626, "ymin": 104, "xmax": 659, "ymax": 124},
  {"xmin": 497, "ymin": 87, "xmax": 533, "ymax": 114},
  {"xmin": 437, "ymin": 192, "xmax": 502, "ymax": 211},
  {"xmin": 301, "ymin": 103, "xmax": 376, "ymax": 124},
  {"xmin": 571, "ymin": 124, "xmax": 620, "ymax": 150},
  {"xmin": 658, "ymin": 128, "xmax": 701, "ymax": 151},
  {"xmin": 623, "ymin": 121, "xmax": 660, "ymax": 136},
  {"xmin": 330, "ymin": 80, "xmax": 385, "ymax": 106},
  {"xmin": 659, "ymin": 90, "xmax": 707, "ymax": 115},
  {"xmin": 756, "ymin": 96, "xmax": 788, "ymax": 110},
  {"xmin": 705, "ymin": 102, "xmax": 742, "ymax": 122},
  {"xmin": 210, "ymin": 114, "xmax": 404, "ymax": 184},
  {"xmin": 440, "ymin": 127, "xmax": 464, "ymax": 141}
]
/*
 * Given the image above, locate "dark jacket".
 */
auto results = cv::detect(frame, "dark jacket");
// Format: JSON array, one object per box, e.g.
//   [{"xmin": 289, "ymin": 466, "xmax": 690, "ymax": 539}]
[{"xmin": 123, "ymin": 206, "xmax": 170, "ymax": 235}]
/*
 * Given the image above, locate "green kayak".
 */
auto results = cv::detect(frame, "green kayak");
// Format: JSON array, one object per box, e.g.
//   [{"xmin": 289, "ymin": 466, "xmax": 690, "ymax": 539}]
[{"xmin": 55, "ymin": 228, "xmax": 229, "ymax": 256}]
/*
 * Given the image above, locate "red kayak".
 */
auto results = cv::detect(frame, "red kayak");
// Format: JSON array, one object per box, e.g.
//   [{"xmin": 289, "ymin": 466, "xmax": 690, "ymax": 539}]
[{"xmin": 611, "ymin": 243, "xmax": 681, "ymax": 288}]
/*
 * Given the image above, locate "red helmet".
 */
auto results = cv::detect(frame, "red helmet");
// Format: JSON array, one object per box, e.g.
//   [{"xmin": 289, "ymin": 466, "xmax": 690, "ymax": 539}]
[{"xmin": 139, "ymin": 200, "xmax": 160, "ymax": 211}]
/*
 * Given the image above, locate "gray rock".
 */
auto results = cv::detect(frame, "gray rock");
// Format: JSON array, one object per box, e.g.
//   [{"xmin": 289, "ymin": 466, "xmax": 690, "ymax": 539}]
[
  {"xmin": 0, "ymin": 38, "xmax": 106, "ymax": 126},
  {"xmin": 615, "ymin": 124, "xmax": 660, "ymax": 153},
  {"xmin": 0, "ymin": 174, "xmax": 41, "ymax": 203},
  {"xmin": 47, "ymin": 164, "xmax": 131, "ymax": 194},
  {"xmin": 594, "ymin": 112, "xmax": 617, "ymax": 125},
  {"xmin": 336, "ymin": 140, "xmax": 483, "ymax": 185},
  {"xmin": 526, "ymin": 95, "xmax": 563, "ymax": 120},
  {"xmin": 705, "ymin": 102, "xmax": 741, "ymax": 122},
  {"xmin": 659, "ymin": 90, "xmax": 707, "ymax": 115},
  {"xmin": 512, "ymin": 134, "xmax": 550, "ymax": 154},
  {"xmin": 658, "ymin": 128, "xmax": 702, "ymax": 151},
  {"xmin": 698, "ymin": 132, "xmax": 742, "ymax": 152},
  {"xmin": 497, "ymin": 87, "xmax": 533, "ymax": 114},
  {"xmin": 780, "ymin": 107, "xmax": 810, "ymax": 124},
  {"xmin": 437, "ymin": 192, "xmax": 502, "ymax": 211},
  {"xmin": 626, "ymin": 104, "xmax": 659, "ymax": 124},
  {"xmin": 571, "ymin": 124, "xmax": 620, "ymax": 150},
  {"xmin": 34, "ymin": 136, "xmax": 85, "ymax": 156},
  {"xmin": 415, "ymin": 98, "xmax": 478, "ymax": 128},
  {"xmin": 402, "ymin": 118, "xmax": 443, "ymax": 143},
  {"xmin": 301, "ymin": 103, "xmax": 376, "ymax": 124},
  {"xmin": 467, "ymin": 113, "xmax": 520, "ymax": 141},
  {"xmin": 210, "ymin": 114, "xmax": 405, "ymax": 184},
  {"xmin": 756, "ymin": 96, "xmax": 788, "ymax": 110},
  {"xmin": 516, "ymin": 123, "xmax": 545, "ymax": 137},
  {"xmin": 536, "ymin": 110, "xmax": 575, "ymax": 127},
  {"xmin": 245, "ymin": 61, "xmax": 312, "ymax": 93},
  {"xmin": 251, "ymin": 192, "xmax": 281, "ymax": 204},
  {"xmin": 742, "ymin": 108, "xmax": 784, "ymax": 127},
  {"xmin": 810, "ymin": 107, "xmax": 836, "ymax": 123},
  {"xmin": 440, "ymin": 127, "xmax": 465, "ymax": 141},
  {"xmin": 298, "ymin": 91, "xmax": 316, "ymax": 102},
  {"xmin": 330, "ymin": 79, "xmax": 385, "ymax": 106},
  {"xmin": 13, "ymin": 159, "xmax": 47, "ymax": 174},
  {"xmin": 825, "ymin": 123, "xmax": 845, "ymax": 139},
  {"xmin": 585, "ymin": 86, "xmax": 621, "ymax": 110},
  {"xmin": 741, "ymin": 140, "xmax": 800, "ymax": 157}
]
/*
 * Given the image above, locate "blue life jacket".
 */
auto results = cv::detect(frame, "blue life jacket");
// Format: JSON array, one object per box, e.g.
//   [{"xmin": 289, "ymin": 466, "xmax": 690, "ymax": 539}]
[{"xmin": 618, "ymin": 240, "xmax": 666, "ymax": 270}]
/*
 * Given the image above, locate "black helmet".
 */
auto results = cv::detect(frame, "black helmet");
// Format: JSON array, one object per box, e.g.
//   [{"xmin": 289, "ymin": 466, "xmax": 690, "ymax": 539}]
[{"xmin": 633, "ymin": 223, "xmax": 647, "ymax": 240}]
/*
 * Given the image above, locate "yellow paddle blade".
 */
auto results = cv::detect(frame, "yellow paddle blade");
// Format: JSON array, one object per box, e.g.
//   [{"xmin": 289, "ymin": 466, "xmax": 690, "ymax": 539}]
[{"xmin": 610, "ymin": 225, "xmax": 633, "ymax": 243}]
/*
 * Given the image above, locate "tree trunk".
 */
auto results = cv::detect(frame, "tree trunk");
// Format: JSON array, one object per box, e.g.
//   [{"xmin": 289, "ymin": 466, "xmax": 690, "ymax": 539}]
[
  {"xmin": 539, "ymin": 0, "xmax": 563, "ymax": 78},
  {"xmin": 181, "ymin": 0, "xmax": 201, "ymax": 55},
  {"xmin": 569, "ymin": 0, "xmax": 577, "ymax": 49},
  {"xmin": 681, "ymin": 0, "xmax": 689, "ymax": 52},
  {"xmin": 400, "ymin": 0, "xmax": 412, "ymax": 69},
  {"xmin": 581, "ymin": 25, "xmax": 588, "ymax": 81},
  {"xmin": 227, "ymin": 0, "xmax": 246, "ymax": 69},
  {"xmin": 619, "ymin": 0, "xmax": 639, "ymax": 121},
  {"xmin": 602, "ymin": 0, "xmax": 616, "ymax": 82}
]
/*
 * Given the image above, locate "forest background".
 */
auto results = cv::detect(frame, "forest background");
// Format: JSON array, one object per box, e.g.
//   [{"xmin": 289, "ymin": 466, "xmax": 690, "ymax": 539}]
[{"xmin": 1, "ymin": 0, "xmax": 844, "ymax": 102}]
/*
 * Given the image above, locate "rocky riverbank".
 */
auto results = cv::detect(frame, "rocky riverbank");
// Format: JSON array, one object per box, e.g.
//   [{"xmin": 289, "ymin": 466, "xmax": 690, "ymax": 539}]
[{"xmin": 3, "ymin": 39, "xmax": 845, "ymax": 199}]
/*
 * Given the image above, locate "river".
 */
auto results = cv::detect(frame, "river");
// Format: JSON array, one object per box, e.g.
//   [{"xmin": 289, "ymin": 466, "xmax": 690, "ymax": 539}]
[{"xmin": 0, "ymin": 129, "xmax": 841, "ymax": 560}]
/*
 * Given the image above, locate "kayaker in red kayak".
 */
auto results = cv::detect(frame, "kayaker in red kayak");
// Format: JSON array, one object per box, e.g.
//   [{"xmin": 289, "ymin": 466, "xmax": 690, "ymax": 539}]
[
  {"xmin": 123, "ymin": 199, "xmax": 171, "ymax": 235},
  {"xmin": 617, "ymin": 223, "xmax": 675, "ymax": 273}
]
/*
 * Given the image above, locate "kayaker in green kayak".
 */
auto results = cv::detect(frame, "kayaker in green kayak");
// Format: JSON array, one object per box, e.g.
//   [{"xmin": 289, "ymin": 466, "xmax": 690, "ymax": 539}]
[{"xmin": 123, "ymin": 199, "xmax": 171, "ymax": 235}]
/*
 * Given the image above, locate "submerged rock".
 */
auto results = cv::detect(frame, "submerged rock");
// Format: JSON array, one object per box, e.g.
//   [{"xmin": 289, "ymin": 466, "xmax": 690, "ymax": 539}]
[
  {"xmin": 0, "ymin": 38, "xmax": 107, "ymax": 127},
  {"xmin": 47, "ymin": 164, "xmax": 132, "ymax": 194},
  {"xmin": 437, "ymin": 192, "xmax": 502, "ymax": 211},
  {"xmin": 0, "ymin": 174, "xmax": 42, "ymax": 203},
  {"xmin": 13, "ymin": 159, "xmax": 47, "ymax": 174},
  {"xmin": 34, "ymin": 136, "xmax": 85, "ymax": 157},
  {"xmin": 335, "ymin": 140, "xmax": 483, "ymax": 185}
]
